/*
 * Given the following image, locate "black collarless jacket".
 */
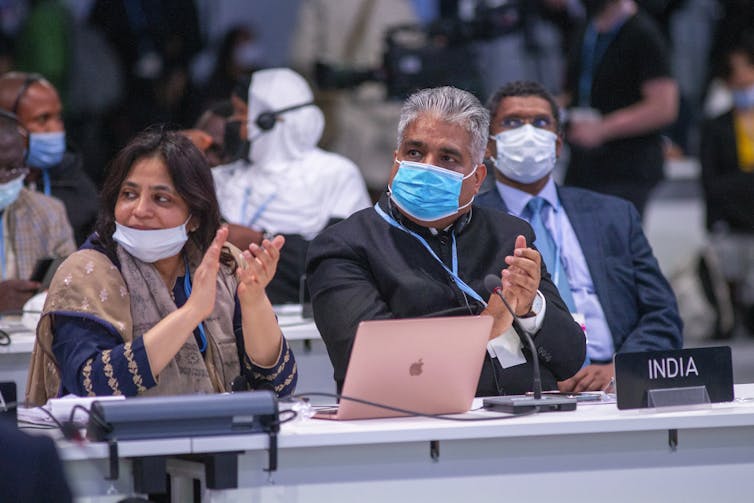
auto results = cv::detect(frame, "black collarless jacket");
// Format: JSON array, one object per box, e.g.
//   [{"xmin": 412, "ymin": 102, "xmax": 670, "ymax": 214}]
[{"xmin": 305, "ymin": 195, "xmax": 586, "ymax": 396}]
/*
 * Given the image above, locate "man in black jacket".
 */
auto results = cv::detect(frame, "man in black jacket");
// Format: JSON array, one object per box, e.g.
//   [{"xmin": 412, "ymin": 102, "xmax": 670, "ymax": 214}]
[
  {"xmin": 306, "ymin": 86, "xmax": 586, "ymax": 396},
  {"xmin": 0, "ymin": 72, "xmax": 98, "ymax": 245}
]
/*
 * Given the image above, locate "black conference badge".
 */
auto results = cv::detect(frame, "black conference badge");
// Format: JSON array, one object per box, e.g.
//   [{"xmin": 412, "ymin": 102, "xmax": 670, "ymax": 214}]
[{"xmin": 614, "ymin": 347, "xmax": 733, "ymax": 410}]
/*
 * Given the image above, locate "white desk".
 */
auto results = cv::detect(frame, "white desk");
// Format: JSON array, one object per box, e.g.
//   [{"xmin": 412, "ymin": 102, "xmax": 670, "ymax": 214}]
[
  {"xmin": 57, "ymin": 384, "xmax": 754, "ymax": 502},
  {"xmin": 0, "ymin": 319, "xmax": 35, "ymax": 400},
  {"xmin": 0, "ymin": 307, "xmax": 335, "ymax": 405},
  {"xmin": 275, "ymin": 305, "xmax": 334, "ymax": 398},
  {"xmin": 274, "ymin": 304, "xmax": 320, "ymax": 342}
]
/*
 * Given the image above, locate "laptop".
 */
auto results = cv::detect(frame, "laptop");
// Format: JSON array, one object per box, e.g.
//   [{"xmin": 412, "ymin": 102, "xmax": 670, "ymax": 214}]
[{"xmin": 315, "ymin": 315, "xmax": 493, "ymax": 420}]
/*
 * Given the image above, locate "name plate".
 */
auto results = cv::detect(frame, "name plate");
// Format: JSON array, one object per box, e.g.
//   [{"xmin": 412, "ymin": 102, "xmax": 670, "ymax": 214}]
[{"xmin": 614, "ymin": 346, "xmax": 733, "ymax": 410}]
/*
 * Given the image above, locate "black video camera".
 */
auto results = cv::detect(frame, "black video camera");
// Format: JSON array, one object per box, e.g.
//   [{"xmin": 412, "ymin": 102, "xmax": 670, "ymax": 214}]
[{"xmin": 313, "ymin": 1, "xmax": 527, "ymax": 99}]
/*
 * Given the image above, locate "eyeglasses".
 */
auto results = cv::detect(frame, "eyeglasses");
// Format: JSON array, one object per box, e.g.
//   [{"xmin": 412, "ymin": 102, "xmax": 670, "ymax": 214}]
[{"xmin": 497, "ymin": 116, "xmax": 555, "ymax": 131}]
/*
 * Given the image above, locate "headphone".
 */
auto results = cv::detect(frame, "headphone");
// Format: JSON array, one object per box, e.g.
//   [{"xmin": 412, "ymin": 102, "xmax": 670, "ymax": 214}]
[
  {"xmin": 254, "ymin": 101, "xmax": 314, "ymax": 131},
  {"xmin": 0, "ymin": 73, "xmax": 41, "ymax": 159},
  {"xmin": 0, "ymin": 108, "xmax": 29, "ymax": 161},
  {"xmin": 0, "ymin": 108, "xmax": 20, "ymax": 124},
  {"xmin": 11, "ymin": 73, "xmax": 43, "ymax": 114}
]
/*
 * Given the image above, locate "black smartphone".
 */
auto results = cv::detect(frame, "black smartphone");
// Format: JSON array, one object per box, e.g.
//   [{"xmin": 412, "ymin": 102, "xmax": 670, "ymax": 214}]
[{"xmin": 30, "ymin": 257, "xmax": 63, "ymax": 289}]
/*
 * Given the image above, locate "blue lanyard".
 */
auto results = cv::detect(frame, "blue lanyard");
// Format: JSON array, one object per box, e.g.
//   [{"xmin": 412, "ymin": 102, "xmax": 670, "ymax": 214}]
[
  {"xmin": 0, "ymin": 215, "xmax": 5, "ymax": 279},
  {"xmin": 577, "ymin": 21, "xmax": 624, "ymax": 107},
  {"xmin": 374, "ymin": 203, "xmax": 486, "ymax": 305},
  {"xmin": 182, "ymin": 259, "xmax": 208, "ymax": 353},
  {"xmin": 241, "ymin": 188, "xmax": 276, "ymax": 228},
  {"xmin": 41, "ymin": 170, "xmax": 51, "ymax": 196}
]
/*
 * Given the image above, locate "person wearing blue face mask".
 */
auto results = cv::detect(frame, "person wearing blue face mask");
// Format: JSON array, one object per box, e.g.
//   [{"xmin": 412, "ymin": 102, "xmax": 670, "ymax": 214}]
[
  {"xmin": 700, "ymin": 35, "xmax": 754, "ymax": 337},
  {"xmin": 0, "ymin": 109, "xmax": 75, "ymax": 312},
  {"xmin": 477, "ymin": 80, "xmax": 682, "ymax": 392},
  {"xmin": 306, "ymin": 86, "xmax": 586, "ymax": 397},
  {"xmin": 0, "ymin": 72, "xmax": 98, "ymax": 245}
]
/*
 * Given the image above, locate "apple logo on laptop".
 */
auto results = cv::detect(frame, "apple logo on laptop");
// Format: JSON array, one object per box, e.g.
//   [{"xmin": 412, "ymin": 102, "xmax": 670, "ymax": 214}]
[{"xmin": 409, "ymin": 358, "xmax": 424, "ymax": 376}]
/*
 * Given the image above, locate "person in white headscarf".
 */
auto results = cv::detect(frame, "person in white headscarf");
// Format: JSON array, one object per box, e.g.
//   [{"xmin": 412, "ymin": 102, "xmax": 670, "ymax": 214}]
[{"xmin": 213, "ymin": 67, "xmax": 370, "ymax": 303}]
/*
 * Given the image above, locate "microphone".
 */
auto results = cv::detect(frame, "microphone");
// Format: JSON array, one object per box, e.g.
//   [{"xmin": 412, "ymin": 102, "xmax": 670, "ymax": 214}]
[{"xmin": 481, "ymin": 274, "xmax": 576, "ymax": 414}]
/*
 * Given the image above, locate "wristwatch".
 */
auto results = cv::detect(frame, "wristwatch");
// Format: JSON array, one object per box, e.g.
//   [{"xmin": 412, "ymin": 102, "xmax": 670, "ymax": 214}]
[{"xmin": 520, "ymin": 291, "xmax": 543, "ymax": 318}]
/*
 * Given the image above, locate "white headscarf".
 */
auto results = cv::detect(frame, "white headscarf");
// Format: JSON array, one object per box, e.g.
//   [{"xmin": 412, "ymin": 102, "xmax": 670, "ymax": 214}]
[{"xmin": 247, "ymin": 68, "xmax": 325, "ymax": 168}]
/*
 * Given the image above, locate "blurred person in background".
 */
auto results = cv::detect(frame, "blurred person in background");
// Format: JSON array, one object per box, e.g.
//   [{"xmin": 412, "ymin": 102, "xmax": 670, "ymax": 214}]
[
  {"xmin": 562, "ymin": 0, "xmax": 678, "ymax": 217},
  {"xmin": 14, "ymin": 0, "xmax": 73, "ymax": 100},
  {"xmin": 199, "ymin": 25, "xmax": 263, "ymax": 110},
  {"xmin": 182, "ymin": 100, "xmax": 242, "ymax": 168},
  {"xmin": 290, "ymin": 0, "xmax": 418, "ymax": 194},
  {"xmin": 0, "ymin": 71, "xmax": 98, "ymax": 245},
  {"xmin": 0, "ymin": 109, "xmax": 75, "ymax": 312},
  {"xmin": 700, "ymin": 33, "xmax": 754, "ymax": 337},
  {"xmin": 89, "ymin": 0, "xmax": 202, "ymax": 146},
  {"xmin": 213, "ymin": 68, "xmax": 370, "ymax": 304}
]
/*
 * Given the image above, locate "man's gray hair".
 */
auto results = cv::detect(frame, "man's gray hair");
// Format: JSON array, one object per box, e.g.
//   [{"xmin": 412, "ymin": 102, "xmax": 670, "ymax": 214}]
[{"xmin": 397, "ymin": 86, "xmax": 490, "ymax": 165}]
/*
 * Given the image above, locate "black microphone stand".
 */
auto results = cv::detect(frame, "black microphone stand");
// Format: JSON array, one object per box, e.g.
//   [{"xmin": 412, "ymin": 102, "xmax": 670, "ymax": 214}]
[{"xmin": 482, "ymin": 276, "xmax": 577, "ymax": 414}]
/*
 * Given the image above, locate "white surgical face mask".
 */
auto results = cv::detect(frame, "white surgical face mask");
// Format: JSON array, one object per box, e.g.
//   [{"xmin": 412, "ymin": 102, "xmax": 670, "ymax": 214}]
[
  {"xmin": 491, "ymin": 124, "xmax": 557, "ymax": 184},
  {"xmin": 112, "ymin": 217, "xmax": 190, "ymax": 263}
]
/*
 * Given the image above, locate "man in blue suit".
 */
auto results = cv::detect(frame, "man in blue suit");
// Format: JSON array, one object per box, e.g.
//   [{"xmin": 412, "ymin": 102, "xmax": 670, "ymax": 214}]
[{"xmin": 477, "ymin": 81, "xmax": 682, "ymax": 392}]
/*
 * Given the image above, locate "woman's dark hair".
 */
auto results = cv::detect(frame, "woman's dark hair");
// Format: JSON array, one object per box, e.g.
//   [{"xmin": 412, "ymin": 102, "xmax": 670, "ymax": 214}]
[{"xmin": 95, "ymin": 129, "xmax": 221, "ymax": 254}]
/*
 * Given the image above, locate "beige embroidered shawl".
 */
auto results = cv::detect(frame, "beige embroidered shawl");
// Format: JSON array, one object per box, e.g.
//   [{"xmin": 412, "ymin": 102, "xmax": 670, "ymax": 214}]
[{"xmin": 26, "ymin": 242, "xmax": 244, "ymax": 406}]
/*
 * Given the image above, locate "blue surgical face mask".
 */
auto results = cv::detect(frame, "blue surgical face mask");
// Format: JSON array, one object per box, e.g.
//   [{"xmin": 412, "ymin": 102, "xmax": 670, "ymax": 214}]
[
  {"xmin": 732, "ymin": 83, "xmax": 754, "ymax": 110},
  {"xmin": 388, "ymin": 160, "xmax": 477, "ymax": 222},
  {"xmin": 27, "ymin": 131, "xmax": 66, "ymax": 169},
  {"xmin": 0, "ymin": 174, "xmax": 25, "ymax": 211}
]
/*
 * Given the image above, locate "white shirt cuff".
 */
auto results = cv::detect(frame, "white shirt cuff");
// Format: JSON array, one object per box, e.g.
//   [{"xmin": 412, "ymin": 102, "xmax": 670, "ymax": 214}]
[
  {"xmin": 486, "ymin": 290, "xmax": 547, "ymax": 369},
  {"xmin": 519, "ymin": 289, "xmax": 546, "ymax": 333}
]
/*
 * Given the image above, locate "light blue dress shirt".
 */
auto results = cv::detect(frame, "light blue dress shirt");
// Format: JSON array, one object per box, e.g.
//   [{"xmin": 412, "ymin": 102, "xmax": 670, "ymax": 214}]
[{"xmin": 495, "ymin": 178, "xmax": 615, "ymax": 362}]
